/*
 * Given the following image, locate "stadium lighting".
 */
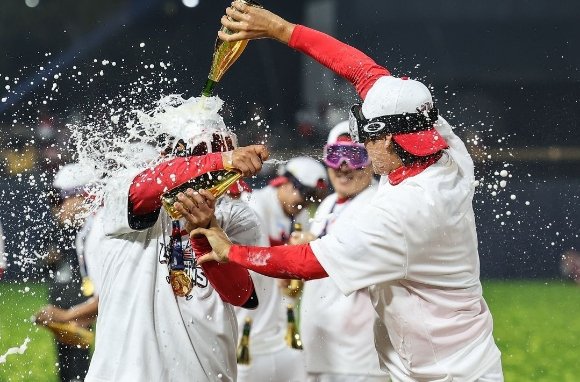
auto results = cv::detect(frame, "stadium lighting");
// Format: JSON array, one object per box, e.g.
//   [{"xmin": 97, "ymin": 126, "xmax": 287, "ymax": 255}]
[{"xmin": 182, "ymin": 0, "xmax": 200, "ymax": 8}]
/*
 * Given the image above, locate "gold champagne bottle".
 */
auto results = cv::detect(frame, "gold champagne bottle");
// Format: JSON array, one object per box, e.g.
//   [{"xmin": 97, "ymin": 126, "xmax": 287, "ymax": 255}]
[
  {"xmin": 201, "ymin": 0, "xmax": 263, "ymax": 97},
  {"xmin": 44, "ymin": 322, "xmax": 94, "ymax": 348},
  {"xmin": 285, "ymin": 305, "xmax": 303, "ymax": 350},
  {"xmin": 161, "ymin": 169, "xmax": 242, "ymax": 219},
  {"xmin": 236, "ymin": 317, "xmax": 252, "ymax": 365},
  {"xmin": 282, "ymin": 223, "xmax": 304, "ymax": 298}
]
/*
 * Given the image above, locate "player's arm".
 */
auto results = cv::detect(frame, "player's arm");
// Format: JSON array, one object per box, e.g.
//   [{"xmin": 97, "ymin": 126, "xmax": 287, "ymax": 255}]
[
  {"xmin": 192, "ymin": 222, "xmax": 328, "ymax": 280},
  {"xmin": 129, "ymin": 153, "xmax": 224, "ymax": 216},
  {"xmin": 191, "ymin": 236, "xmax": 259, "ymax": 308},
  {"xmin": 175, "ymin": 190, "xmax": 258, "ymax": 308},
  {"xmin": 129, "ymin": 145, "xmax": 268, "ymax": 216},
  {"xmin": 219, "ymin": 2, "xmax": 389, "ymax": 99},
  {"xmin": 35, "ymin": 297, "xmax": 99, "ymax": 326}
]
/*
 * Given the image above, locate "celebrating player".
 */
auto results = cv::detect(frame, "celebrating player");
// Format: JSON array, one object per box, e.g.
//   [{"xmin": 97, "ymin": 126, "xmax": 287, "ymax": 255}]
[
  {"xmin": 84, "ymin": 128, "xmax": 268, "ymax": 382},
  {"xmin": 190, "ymin": 4, "xmax": 504, "ymax": 381},
  {"xmin": 288, "ymin": 121, "xmax": 388, "ymax": 381}
]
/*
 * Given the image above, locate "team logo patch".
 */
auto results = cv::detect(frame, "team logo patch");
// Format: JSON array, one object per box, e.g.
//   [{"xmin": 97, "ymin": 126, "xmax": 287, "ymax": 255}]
[{"xmin": 363, "ymin": 121, "xmax": 386, "ymax": 133}]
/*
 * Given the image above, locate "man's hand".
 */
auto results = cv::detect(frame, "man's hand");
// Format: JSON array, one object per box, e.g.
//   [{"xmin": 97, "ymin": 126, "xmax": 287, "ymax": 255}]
[
  {"xmin": 222, "ymin": 144, "xmax": 269, "ymax": 177},
  {"xmin": 190, "ymin": 219, "xmax": 233, "ymax": 264},
  {"xmin": 219, "ymin": 1, "xmax": 296, "ymax": 44},
  {"xmin": 174, "ymin": 189, "xmax": 216, "ymax": 232},
  {"xmin": 35, "ymin": 305, "xmax": 70, "ymax": 326},
  {"xmin": 288, "ymin": 231, "xmax": 316, "ymax": 245}
]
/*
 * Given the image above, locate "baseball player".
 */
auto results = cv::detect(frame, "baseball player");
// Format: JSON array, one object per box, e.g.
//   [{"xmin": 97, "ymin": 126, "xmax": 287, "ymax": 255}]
[
  {"xmin": 289, "ymin": 121, "xmax": 388, "ymax": 382},
  {"xmin": 35, "ymin": 163, "xmax": 98, "ymax": 332},
  {"xmin": 230, "ymin": 157, "xmax": 326, "ymax": 382},
  {"xmin": 249, "ymin": 156, "xmax": 327, "ymax": 246},
  {"xmin": 35, "ymin": 144, "xmax": 161, "ymax": 332},
  {"xmin": 190, "ymin": 4, "xmax": 504, "ymax": 381},
  {"xmin": 36, "ymin": 163, "xmax": 96, "ymax": 382},
  {"xmin": 84, "ymin": 128, "xmax": 269, "ymax": 382}
]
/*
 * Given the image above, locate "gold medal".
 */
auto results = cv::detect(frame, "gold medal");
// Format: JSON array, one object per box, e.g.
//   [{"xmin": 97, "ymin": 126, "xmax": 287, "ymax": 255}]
[{"xmin": 170, "ymin": 270, "xmax": 193, "ymax": 297}]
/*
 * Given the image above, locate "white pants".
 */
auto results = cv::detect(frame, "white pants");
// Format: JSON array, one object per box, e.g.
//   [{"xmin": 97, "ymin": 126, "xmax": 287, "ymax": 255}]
[{"xmin": 237, "ymin": 347, "xmax": 306, "ymax": 382}]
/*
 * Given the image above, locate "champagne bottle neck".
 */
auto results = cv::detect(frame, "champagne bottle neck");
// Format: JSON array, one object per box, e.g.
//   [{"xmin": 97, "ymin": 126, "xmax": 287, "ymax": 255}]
[{"xmin": 202, "ymin": 78, "xmax": 216, "ymax": 97}]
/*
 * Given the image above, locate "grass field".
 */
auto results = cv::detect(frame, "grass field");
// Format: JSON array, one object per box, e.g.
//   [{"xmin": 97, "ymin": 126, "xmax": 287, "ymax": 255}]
[{"xmin": 1, "ymin": 280, "xmax": 579, "ymax": 381}]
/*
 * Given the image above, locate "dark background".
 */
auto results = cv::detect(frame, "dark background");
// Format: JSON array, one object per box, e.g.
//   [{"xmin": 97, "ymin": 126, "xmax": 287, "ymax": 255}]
[{"xmin": 0, "ymin": 0, "xmax": 578, "ymax": 280}]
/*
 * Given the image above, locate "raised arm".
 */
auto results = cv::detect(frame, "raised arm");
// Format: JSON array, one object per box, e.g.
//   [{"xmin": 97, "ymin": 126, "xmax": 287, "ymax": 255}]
[
  {"xmin": 289, "ymin": 26, "xmax": 389, "ymax": 99},
  {"xmin": 220, "ymin": 1, "xmax": 389, "ymax": 99},
  {"xmin": 129, "ymin": 153, "xmax": 223, "ymax": 215},
  {"xmin": 129, "ymin": 145, "xmax": 269, "ymax": 215}
]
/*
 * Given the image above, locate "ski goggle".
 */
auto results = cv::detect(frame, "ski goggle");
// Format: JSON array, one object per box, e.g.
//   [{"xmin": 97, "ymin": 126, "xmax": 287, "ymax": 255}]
[
  {"xmin": 348, "ymin": 103, "xmax": 438, "ymax": 143},
  {"xmin": 323, "ymin": 143, "xmax": 370, "ymax": 170}
]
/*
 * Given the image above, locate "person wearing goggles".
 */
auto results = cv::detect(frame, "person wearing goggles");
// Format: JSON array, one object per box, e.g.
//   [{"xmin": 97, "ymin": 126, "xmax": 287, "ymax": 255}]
[
  {"xmin": 230, "ymin": 156, "xmax": 327, "ymax": 382},
  {"xmin": 191, "ymin": 4, "xmax": 504, "ymax": 382},
  {"xmin": 289, "ymin": 121, "xmax": 386, "ymax": 381},
  {"xmin": 322, "ymin": 124, "xmax": 374, "ymax": 200}
]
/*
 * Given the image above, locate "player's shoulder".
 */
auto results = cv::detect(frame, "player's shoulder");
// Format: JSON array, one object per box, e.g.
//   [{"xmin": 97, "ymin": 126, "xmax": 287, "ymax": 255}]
[
  {"xmin": 216, "ymin": 197, "xmax": 262, "ymax": 244},
  {"xmin": 317, "ymin": 193, "xmax": 339, "ymax": 211}
]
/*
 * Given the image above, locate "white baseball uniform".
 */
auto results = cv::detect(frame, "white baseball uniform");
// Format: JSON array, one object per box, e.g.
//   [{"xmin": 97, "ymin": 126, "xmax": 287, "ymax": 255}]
[
  {"xmin": 75, "ymin": 213, "xmax": 102, "ymax": 296},
  {"xmin": 302, "ymin": 186, "xmax": 389, "ymax": 381},
  {"xmin": 310, "ymin": 117, "xmax": 502, "ymax": 381},
  {"xmin": 85, "ymin": 172, "xmax": 262, "ymax": 382},
  {"xmin": 234, "ymin": 185, "xmax": 306, "ymax": 382}
]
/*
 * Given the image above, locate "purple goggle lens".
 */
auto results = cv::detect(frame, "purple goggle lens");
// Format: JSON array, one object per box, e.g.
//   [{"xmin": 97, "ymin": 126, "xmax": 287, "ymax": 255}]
[{"xmin": 323, "ymin": 143, "xmax": 370, "ymax": 170}]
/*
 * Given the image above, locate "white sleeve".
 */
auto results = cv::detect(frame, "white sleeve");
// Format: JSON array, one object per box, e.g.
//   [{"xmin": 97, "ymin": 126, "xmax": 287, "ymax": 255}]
[
  {"xmin": 308, "ymin": 194, "xmax": 338, "ymax": 238},
  {"xmin": 435, "ymin": 116, "xmax": 474, "ymax": 180},
  {"xmin": 217, "ymin": 198, "xmax": 263, "ymax": 246},
  {"xmin": 246, "ymin": 191, "xmax": 272, "ymax": 246},
  {"xmin": 310, "ymin": 202, "xmax": 407, "ymax": 295},
  {"xmin": 102, "ymin": 169, "xmax": 159, "ymax": 236}
]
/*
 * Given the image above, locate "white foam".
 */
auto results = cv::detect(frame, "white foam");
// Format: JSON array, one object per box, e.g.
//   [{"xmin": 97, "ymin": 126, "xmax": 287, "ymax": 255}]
[
  {"xmin": 0, "ymin": 337, "xmax": 30, "ymax": 364},
  {"xmin": 68, "ymin": 94, "xmax": 232, "ymax": 216}
]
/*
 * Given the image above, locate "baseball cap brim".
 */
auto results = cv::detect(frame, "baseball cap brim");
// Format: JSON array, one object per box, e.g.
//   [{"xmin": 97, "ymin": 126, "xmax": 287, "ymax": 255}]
[{"xmin": 393, "ymin": 128, "xmax": 448, "ymax": 156}]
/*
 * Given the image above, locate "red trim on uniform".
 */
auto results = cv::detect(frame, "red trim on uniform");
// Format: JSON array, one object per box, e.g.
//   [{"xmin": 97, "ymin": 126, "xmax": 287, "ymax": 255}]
[
  {"xmin": 335, "ymin": 135, "xmax": 352, "ymax": 143},
  {"xmin": 129, "ymin": 152, "xmax": 224, "ymax": 215},
  {"xmin": 268, "ymin": 237, "xmax": 287, "ymax": 247},
  {"xmin": 388, "ymin": 153, "xmax": 443, "ymax": 185},
  {"xmin": 228, "ymin": 244, "xmax": 328, "ymax": 280},
  {"xmin": 336, "ymin": 196, "xmax": 350, "ymax": 204},
  {"xmin": 227, "ymin": 180, "xmax": 251, "ymax": 197},
  {"xmin": 268, "ymin": 176, "xmax": 289, "ymax": 187},
  {"xmin": 190, "ymin": 237, "xmax": 255, "ymax": 307},
  {"xmin": 289, "ymin": 25, "xmax": 390, "ymax": 100}
]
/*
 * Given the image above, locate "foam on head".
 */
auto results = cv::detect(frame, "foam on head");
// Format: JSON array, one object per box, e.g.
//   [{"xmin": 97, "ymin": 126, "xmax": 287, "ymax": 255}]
[{"xmin": 69, "ymin": 94, "xmax": 236, "ymax": 216}]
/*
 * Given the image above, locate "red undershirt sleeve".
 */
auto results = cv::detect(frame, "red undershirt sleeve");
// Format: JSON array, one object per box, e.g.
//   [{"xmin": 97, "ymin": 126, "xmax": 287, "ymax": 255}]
[
  {"xmin": 129, "ymin": 152, "xmax": 224, "ymax": 215},
  {"xmin": 289, "ymin": 25, "xmax": 390, "ymax": 100},
  {"xmin": 191, "ymin": 237, "xmax": 256, "ymax": 307},
  {"xmin": 228, "ymin": 244, "xmax": 328, "ymax": 280}
]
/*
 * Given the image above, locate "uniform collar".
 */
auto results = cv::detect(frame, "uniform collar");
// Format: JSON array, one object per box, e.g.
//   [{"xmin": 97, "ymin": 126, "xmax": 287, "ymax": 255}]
[{"xmin": 387, "ymin": 153, "xmax": 442, "ymax": 185}]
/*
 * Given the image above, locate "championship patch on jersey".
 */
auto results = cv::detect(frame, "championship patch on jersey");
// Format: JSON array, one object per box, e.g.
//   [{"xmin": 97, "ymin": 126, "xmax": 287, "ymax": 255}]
[{"xmin": 160, "ymin": 221, "xmax": 209, "ymax": 299}]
